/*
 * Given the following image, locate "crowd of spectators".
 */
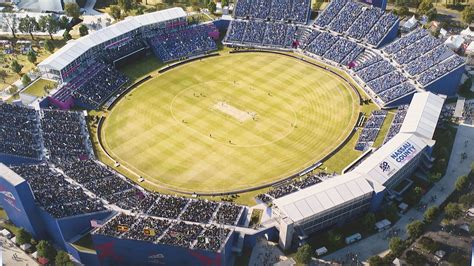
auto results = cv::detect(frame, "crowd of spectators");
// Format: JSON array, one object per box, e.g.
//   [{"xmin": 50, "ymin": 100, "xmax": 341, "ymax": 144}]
[
  {"xmin": 383, "ymin": 105, "xmax": 408, "ymax": 144},
  {"xmin": 226, "ymin": 20, "xmax": 298, "ymax": 49},
  {"xmin": 101, "ymin": 35, "xmax": 147, "ymax": 64},
  {"xmin": 10, "ymin": 164, "xmax": 105, "ymax": 218},
  {"xmin": 355, "ymin": 110, "xmax": 387, "ymax": 151},
  {"xmin": 234, "ymin": 0, "xmax": 310, "ymax": 23},
  {"xmin": 122, "ymin": 216, "xmax": 170, "ymax": 243},
  {"xmin": 324, "ymin": 38, "xmax": 363, "ymax": 64},
  {"xmin": 148, "ymin": 24, "xmax": 217, "ymax": 63},
  {"xmin": 41, "ymin": 109, "xmax": 92, "ymax": 161},
  {"xmin": 159, "ymin": 222, "xmax": 204, "ymax": 248},
  {"xmin": 305, "ymin": 32, "xmax": 338, "ymax": 56},
  {"xmin": 214, "ymin": 204, "xmax": 243, "ymax": 225},
  {"xmin": 52, "ymin": 61, "xmax": 128, "ymax": 109},
  {"xmin": 267, "ymin": 184, "xmax": 298, "ymax": 199},
  {"xmin": 180, "ymin": 200, "xmax": 219, "ymax": 223},
  {"xmin": 194, "ymin": 226, "xmax": 231, "ymax": 252},
  {"xmin": 147, "ymin": 195, "xmax": 189, "ymax": 219},
  {"xmin": 292, "ymin": 174, "xmax": 323, "ymax": 189},
  {"xmin": 0, "ymin": 103, "xmax": 42, "ymax": 159},
  {"xmin": 314, "ymin": 0, "xmax": 398, "ymax": 46},
  {"xmin": 383, "ymin": 29, "xmax": 465, "ymax": 86},
  {"xmin": 418, "ymin": 56, "xmax": 465, "ymax": 86}
]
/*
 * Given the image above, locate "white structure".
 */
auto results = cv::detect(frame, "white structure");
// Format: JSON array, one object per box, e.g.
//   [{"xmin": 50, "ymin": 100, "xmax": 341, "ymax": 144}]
[
  {"xmin": 38, "ymin": 8, "xmax": 187, "ymax": 82},
  {"xmin": 461, "ymin": 26, "xmax": 474, "ymax": 41},
  {"xmin": 273, "ymin": 92, "xmax": 445, "ymax": 250},
  {"xmin": 444, "ymin": 35, "xmax": 465, "ymax": 51},
  {"xmin": 402, "ymin": 16, "xmax": 417, "ymax": 32},
  {"xmin": 17, "ymin": 0, "xmax": 76, "ymax": 12}
]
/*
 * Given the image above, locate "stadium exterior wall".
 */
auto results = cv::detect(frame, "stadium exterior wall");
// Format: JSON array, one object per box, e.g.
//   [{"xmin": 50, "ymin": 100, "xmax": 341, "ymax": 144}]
[
  {"xmin": 360, "ymin": 0, "xmax": 388, "ymax": 10},
  {"xmin": 378, "ymin": 20, "xmax": 399, "ymax": 48},
  {"xmin": 66, "ymin": 245, "xmax": 100, "ymax": 266},
  {"xmin": 213, "ymin": 19, "xmax": 230, "ymax": 31},
  {"xmin": 0, "ymin": 154, "xmax": 42, "ymax": 166},
  {"xmin": 0, "ymin": 174, "xmax": 47, "ymax": 238},
  {"xmin": 425, "ymin": 65, "xmax": 465, "ymax": 96},
  {"xmin": 91, "ymin": 232, "xmax": 235, "ymax": 266},
  {"xmin": 383, "ymin": 91, "xmax": 416, "ymax": 109},
  {"xmin": 38, "ymin": 207, "xmax": 113, "ymax": 251},
  {"xmin": 243, "ymin": 226, "xmax": 279, "ymax": 248}
]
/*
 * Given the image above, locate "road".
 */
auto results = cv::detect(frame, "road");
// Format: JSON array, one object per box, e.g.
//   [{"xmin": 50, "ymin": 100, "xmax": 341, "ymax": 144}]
[
  {"xmin": 323, "ymin": 123, "xmax": 474, "ymax": 263},
  {"xmin": 0, "ymin": 236, "xmax": 38, "ymax": 265}
]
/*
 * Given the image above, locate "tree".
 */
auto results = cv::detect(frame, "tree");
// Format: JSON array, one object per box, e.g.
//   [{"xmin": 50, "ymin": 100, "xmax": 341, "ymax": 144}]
[
  {"xmin": 55, "ymin": 250, "xmax": 73, "ymax": 266},
  {"xmin": 79, "ymin": 24, "xmax": 89, "ymax": 37},
  {"xmin": 383, "ymin": 203, "xmax": 399, "ymax": 222},
  {"xmin": 65, "ymin": 3, "xmax": 81, "ymax": 20},
  {"xmin": 118, "ymin": 0, "xmax": 133, "ymax": 12},
  {"xmin": 294, "ymin": 244, "xmax": 312, "ymax": 264},
  {"xmin": 455, "ymin": 175, "xmax": 469, "ymax": 191},
  {"xmin": 0, "ymin": 70, "xmax": 7, "ymax": 83},
  {"xmin": 444, "ymin": 203, "xmax": 462, "ymax": 220},
  {"xmin": 406, "ymin": 250, "xmax": 427, "ymax": 265},
  {"xmin": 221, "ymin": 0, "xmax": 229, "ymax": 7},
  {"xmin": 8, "ymin": 85, "xmax": 18, "ymax": 94},
  {"xmin": 1, "ymin": 13, "xmax": 18, "ymax": 39},
  {"xmin": 313, "ymin": 0, "xmax": 324, "ymax": 11},
  {"xmin": 58, "ymin": 16, "xmax": 70, "ymax": 30},
  {"xmin": 469, "ymin": 222, "xmax": 474, "ymax": 235},
  {"xmin": 63, "ymin": 30, "xmax": 72, "ymax": 41},
  {"xmin": 423, "ymin": 206, "xmax": 439, "ymax": 224},
  {"xmin": 44, "ymin": 39, "xmax": 55, "ymax": 53},
  {"xmin": 11, "ymin": 60, "xmax": 23, "ymax": 76},
  {"xmin": 16, "ymin": 228, "xmax": 32, "ymax": 245},
  {"xmin": 362, "ymin": 212, "xmax": 376, "ymax": 232},
  {"xmin": 27, "ymin": 50, "xmax": 37, "ymax": 64},
  {"xmin": 108, "ymin": 5, "xmax": 122, "ymax": 20},
  {"xmin": 39, "ymin": 15, "xmax": 59, "ymax": 40},
  {"xmin": 462, "ymin": 5, "xmax": 474, "ymax": 25},
  {"xmin": 459, "ymin": 193, "xmax": 474, "ymax": 208},
  {"xmin": 22, "ymin": 74, "xmax": 31, "ymax": 87},
  {"xmin": 419, "ymin": 236, "xmax": 440, "ymax": 253},
  {"xmin": 406, "ymin": 220, "xmax": 424, "ymax": 239},
  {"xmin": 368, "ymin": 255, "xmax": 384, "ymax": 266},
  {"xmin": 18, "ymin": 16, "xmax": 39, "ymax": 40},
  {"xmin": 327, "ymin": 231, "xmax": 342, "ymax": 247},
  {"xmin": 389, "ymin": 237, "xmax": 405, "ymax": 256},
  {"xmin": 36, "ymin": 240, "xmax": 56, "ymax": 262},
  {"xmin": 208, "ymin": 1, "xmax": 217, "ymax": 14},
  {"xmin": 417, "ymin": 0, "xmax": 437, "ymax": 21}
]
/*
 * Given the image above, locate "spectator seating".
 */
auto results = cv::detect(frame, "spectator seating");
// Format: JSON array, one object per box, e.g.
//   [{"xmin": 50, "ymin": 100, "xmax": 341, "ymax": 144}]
[
  {"xmin": 234, "ymin": 0, "xmax": 310, "ymax": 24},
  {"xmin": 355, "ymin": 110, "xmax": 387, "ymax": 151},
  {"xmin": 148, "ymin": 24, "xmax": 217, "ymax": 63},
  {"xmin": 40, "ymin": 109, "xmax": 92, "ymax": 161},
  {"xmin": 0, "ymin": 103, "xmax": 42, "ymax": 159},
  {"xmin": 10, "ymin": 164, "xmax": 105, "ymax": 218},
  {"xmin": 383, "ymin": 105, "xmax": 408, "ymax": 144}
]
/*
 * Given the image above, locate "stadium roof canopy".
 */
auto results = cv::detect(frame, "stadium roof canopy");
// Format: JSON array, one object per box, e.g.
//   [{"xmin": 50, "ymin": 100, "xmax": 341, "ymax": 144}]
[
  {"xmin": 38, "ymin": 7, "xmax": 186, "ymax": 72},
  {"xmin": 352, "ymin": 133, "xmax": 432, "ymax": 187},
  {"xmin": 399, "ymin": 92, "xmax": 445, "ymax": 140},
  {"xmin": 273, "ymin": 172, "xmax": 374, "ymax": 223},
  {"xmin": 0, "ymin": 163, "xmax": 24, "ymax": 186}
]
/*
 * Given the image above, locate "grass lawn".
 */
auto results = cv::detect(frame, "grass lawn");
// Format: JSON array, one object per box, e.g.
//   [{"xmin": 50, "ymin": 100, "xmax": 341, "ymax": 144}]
[
  {"xmin": 0, "ymin": 38, "xmax": 66, "ymax": 93},
  {"xmin": 102, "ymin": 52, "xmax": 359, "ymax": 194},
  {"xmin": 22, "ymin": 78, "xmax": 57, "ymax": 97}
]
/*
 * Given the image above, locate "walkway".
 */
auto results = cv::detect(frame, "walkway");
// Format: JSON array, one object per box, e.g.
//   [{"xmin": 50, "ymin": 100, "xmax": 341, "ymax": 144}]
[
  {"xmin": 323, "ymin": 123, "xmax": 474, "ymax": 262},
  {"xmin": 0, "ymin": 236, "xmax": 38, "ymax": 266}
]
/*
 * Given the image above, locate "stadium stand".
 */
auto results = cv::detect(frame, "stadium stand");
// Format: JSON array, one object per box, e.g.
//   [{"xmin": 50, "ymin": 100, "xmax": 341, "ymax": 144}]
[
  {"xmin": 40, "ymin": 109, "xmax": 92, "ymax": 161},
  {"xmin": 383, "ymin": 105, "xmax": 408, "ymax": 144},
  {"xmin": 0, "ymin": 103, "xmax": 42, "ymax": 160},
  {"xmin": 9, "ymin": 164, "xmax": 105, "ymax": 218},
  {"xmin": 234, "ymin": 0, "xmax": 310, "ymax": 23},
  {"xmin": 355, "ymin": 110, "xmax": 387, "ymax": 151},
  {"xmin": 148, "ymin": 24, "xmax": 218, "ymax": 63}
]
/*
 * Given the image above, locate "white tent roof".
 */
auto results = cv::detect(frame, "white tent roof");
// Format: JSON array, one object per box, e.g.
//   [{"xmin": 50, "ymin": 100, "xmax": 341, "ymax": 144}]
[
  {"xmin": 352, "ymin": 133, "xmax": 431, "ymax": 187},
  {"xmin": 399, "ymin": 92, "xmax": 445, "ymax": 140},
  {"xmin": 466, "ymin": 41, "xmax": 474, "ymax": 54},
  {"xmin": 444, "ymin": 35, "xmax": 465, "ymax": 50},
  {"xmin": 273, "ymin": 172, "xmax": 374, "ymax": 223},
  {"xmin": 461, "ymin": 27, "xmax": 474, "ymax": 38},
  {"xmin": 403, "ymin": 16, "xmax": 417, "ymax": 29},
  {"xmin": 0, "ymin": 163, "xmax": 25, "ymax": 186},
  {"xmin": 39, "ymin": 7, "xmax": 186, "ymax": 71}
]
